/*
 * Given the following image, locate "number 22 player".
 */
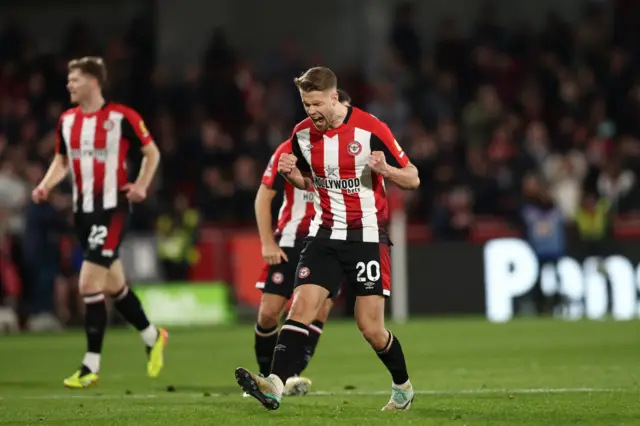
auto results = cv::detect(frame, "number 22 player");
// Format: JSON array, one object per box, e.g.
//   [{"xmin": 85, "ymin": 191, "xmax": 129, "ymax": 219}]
[
  {"xmin": 235, "ymin": 67, "xmax": 419, "ymax": 411},
  {"xmin": 32, "ymin": 57, "xmax": 168, "ymax": 388}
]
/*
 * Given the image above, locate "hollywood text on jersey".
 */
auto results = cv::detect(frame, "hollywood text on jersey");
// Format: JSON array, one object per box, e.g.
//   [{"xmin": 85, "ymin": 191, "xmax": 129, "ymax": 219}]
[{"xmin": 313, "ymin": 176, "xmax": 361, "ymax": 194}]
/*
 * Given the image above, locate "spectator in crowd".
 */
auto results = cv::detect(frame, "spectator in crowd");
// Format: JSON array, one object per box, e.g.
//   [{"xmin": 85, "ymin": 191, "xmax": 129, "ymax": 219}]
[
  {"xmin": 573, "ymin": 191, "xmax": 612, "ymax": 260},
  {"xmin": 22, "ymin": 188, "xmax": 70, "ymax": 331},
  {"xmin": 156, "ymin": 195, "xmax": 200, "ymax": 282},
  {"xmin": 432, "ymin": 186, "xmax": 475, "ymax": 241},
  {"xmin": 520, "ymin": 174, "xmax": 565, "ymax": 315}
]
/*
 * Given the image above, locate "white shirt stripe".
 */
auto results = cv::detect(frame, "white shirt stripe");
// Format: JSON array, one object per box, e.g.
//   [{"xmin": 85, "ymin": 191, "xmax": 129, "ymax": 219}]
[
  {"xmin": 61, "ymin": 114, "xmax": 77, "ymax": 211},
  {"xmin": 323, "ymin": 134, "xmax": 347, "ymax": 240},
  {"xmin": 297, "ymin": 129, "xmax": 321, "ymax": 238},
  {"xmin": 104, "ymin": 111, "xmax": 123, "ymax": 210},
  {"xmin": 278, "ymin": 189, "xmax": 307, "ymax": 247},
  {"xmin": 80, "ymin": 116, "xmax": 97, "ymax": 213},
  {"xmin": 354, "ymin": 128, "xmax": 380, "ymax": 243}
]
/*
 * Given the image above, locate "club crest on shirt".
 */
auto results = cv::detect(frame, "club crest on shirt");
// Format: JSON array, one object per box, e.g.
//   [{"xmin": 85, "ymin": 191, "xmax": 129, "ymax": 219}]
[
  {"xmin": 347, "ymin": 140, "xmax": 362, "ymax": 156},
  {"xmin": 103, "ymin": 120, "xmax": 114, "ymax": 131}
]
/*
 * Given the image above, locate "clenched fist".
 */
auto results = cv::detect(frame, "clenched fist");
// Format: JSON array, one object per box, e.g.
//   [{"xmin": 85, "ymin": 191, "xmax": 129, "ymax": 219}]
[
  {"xmin": 31, "ymin": 185, "xmax": 49, "ymax": 204},
  {"xmin": 123, "ymin": 182, "xmax": 147, "ymax": 203},
  {"xmin": 278, "ymin": 153, "xmax": 298, "ymax": 175},
  {"xmin": 368, "ymin": 151, "xmax": 390, "ymax": 177}
]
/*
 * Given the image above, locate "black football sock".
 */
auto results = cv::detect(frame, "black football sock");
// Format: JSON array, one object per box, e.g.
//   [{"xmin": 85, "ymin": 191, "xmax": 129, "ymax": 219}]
[
  {"xmin": 255, "ymin": 324, "xmax": 278, "ymax": 377},
  {"xmin": 270, "ymin": 319, "xmax": 309, "ymax": 383},
  {"xmin": 296, "ymin": 320, "xmax": 324, "ymax": 375},
  {"xmin": 82, "ymin": 293, "xmax": 108, "ymax": 373},
  {"xmin": 112, "ymin": 286, "xmax": 158, "ymax": 348},
  {"xmin": 375, "ymin": 330, "xmax": 410, "ymax": 385}
]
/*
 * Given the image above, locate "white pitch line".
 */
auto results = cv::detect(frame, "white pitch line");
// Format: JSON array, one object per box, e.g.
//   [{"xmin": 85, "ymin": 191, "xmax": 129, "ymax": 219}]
[
  {"xmin": 312, "ymin": 387, "xmax": 632, "ymax": 396},
  {"xmin": 0, "ymin": 387, "xmax": 634, "ymax": 401}
]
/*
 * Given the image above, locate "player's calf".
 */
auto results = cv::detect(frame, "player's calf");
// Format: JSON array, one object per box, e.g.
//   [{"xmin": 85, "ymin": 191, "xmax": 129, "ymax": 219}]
[
  {"xmin": 73, "ymin": 262, "xmax": 110, "ymax": 379},
  {"xmin": 106, "ymin": 262, "xmax": 160, "ymax": 346},
  {"xmin": 356, "ymin": 296, "xmax": 412, "ymax": 409},
  {"xmin": 268, "ymin": 285, "xmax": 326, "ymax": 385},
  {"xmin": 294, "ymin": 297, "xmax": 332, "ymax": 374},
  {"xmin": 364, "ymin": 326, "xmax": 414, "ymax": 411},
  {"xmin": 255, "ymin": 294, "xmax": 286, "ymax": 376},
  {"xmin": 109, "ymin": 285, "xmax": 168, "ymax": 377},
  {"xmin": 110, "ymin": 285, "xmax": 159, "ymax": 347},
  {"xmin": 105, "ymin": 261, "xmax": 166, "ymax": 377}
]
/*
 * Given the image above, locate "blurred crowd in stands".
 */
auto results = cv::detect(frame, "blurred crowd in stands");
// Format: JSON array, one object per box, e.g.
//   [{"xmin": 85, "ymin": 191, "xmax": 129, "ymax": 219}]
[{"xmin": 2, "ymin": 0, "xmax": 640, "ymax": 328}]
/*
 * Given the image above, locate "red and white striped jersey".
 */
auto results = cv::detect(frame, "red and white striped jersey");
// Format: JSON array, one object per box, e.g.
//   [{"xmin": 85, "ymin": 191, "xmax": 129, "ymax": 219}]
[
  {"xmin": 290, "ymin": 107, "xmax": 409, "ymax": 243},
  {"xmin": 261, "ymin": 140, "xmax": 316, "ymax": 247},
  {"xmin": 56, "ymin": 102, "xmax": 154, "ymax": 213}
]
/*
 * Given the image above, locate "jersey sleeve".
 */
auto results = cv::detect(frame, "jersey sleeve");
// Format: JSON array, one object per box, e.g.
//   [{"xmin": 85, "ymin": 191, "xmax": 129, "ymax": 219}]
[
  {"xmin": 55, "ymin": 117, "xmax": 67, "ymax": 155},
  {"xmin": 261, "ymin": 148, "xmax": 285, "ymax": 191},
  {"xmin": 370, "ymin": 120, "xmax": 409, "ymax": 168},
  {"xmin": 290, "ymin": 133, "xmax": 311, "ymax": 173},
  {"xmin": 121, "ymin": 107, "xmax": 154, "ymax": 149}
]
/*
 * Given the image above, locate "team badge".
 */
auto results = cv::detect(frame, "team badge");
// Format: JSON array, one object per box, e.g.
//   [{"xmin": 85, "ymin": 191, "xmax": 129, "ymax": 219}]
[
  {"xmin": 139, "ymin": 121, "xmax": 149, "ymax": 137},
  {"xmin": 347, "ymin": 140, "xmax": 362, "ymax": 156},
  {"xmin": 298, "ymin": 267, "xmax": 310, "ymax": 279},
  {"xmin": 271, "ymin": 272, "xmax": 284, "ymax": 284},
  {"xmin": 103, "ymin": 120, "xmax": 114, "ymax": 131},
  {"xmin": 264, "ymin": 156, "xmax": 274, "ymax": 177}
]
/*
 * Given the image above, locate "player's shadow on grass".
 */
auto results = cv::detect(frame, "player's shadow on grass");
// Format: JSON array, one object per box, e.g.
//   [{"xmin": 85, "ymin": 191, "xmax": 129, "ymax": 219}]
[{"xmin": 159, "ymin": 384, "xmax": 240, "ymax": 395}]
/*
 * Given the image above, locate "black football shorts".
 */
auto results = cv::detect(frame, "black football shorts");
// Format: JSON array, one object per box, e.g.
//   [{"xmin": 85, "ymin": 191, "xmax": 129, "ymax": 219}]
[
  {"xmin": 256, "ymin": 243, "xmax": 303, "ymax": 299},
  {"xmin": 74, "ymin": 207, "xmax": 129, "ymax": 268},
  {"xmin": 294, "ymin": 238, "xmax": 391, "ymax": 297}
]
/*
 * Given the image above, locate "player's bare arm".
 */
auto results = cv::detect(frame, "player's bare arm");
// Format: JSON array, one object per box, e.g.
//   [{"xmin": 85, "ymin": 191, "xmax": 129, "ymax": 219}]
[
  {"xmin": 369, "ymin": 152, "xmax": 420, "ymax": 190},
  {"xmin": 32, "ymin": 153, "xmax": 69, "ymax": 203},
  {"xmin": 278, "ymin": 154, "xmax": 313, "ymax": 190},
  {"xmin": 255, "ymin": 184, "xmax": 289, "ymax": 265},
  {"xmin": 125, "ymin": 142, "xmax": 161, "ymax": 202}
]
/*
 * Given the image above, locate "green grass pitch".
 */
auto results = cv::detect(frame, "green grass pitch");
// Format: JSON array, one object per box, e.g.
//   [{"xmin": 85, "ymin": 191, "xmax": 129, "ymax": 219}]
[{"xmin": 0, "ymin": 318, "xmax": 638, "ymax": 425}]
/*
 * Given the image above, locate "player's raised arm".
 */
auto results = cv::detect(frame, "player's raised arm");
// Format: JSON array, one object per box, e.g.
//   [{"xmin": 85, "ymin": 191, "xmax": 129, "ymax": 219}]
[
  {"xmin": 256, "ymin": 150, "xmax": 289, "ymax": 265},
  {"xmin": 33, "ymin": 120, "xmax": 69, "ymax": 203},
  {"xmin": 369, "ymin": 121, "xmax": 419, "ymax": 190},
  {"xmin": 278, "ymin": 136, "xmax": 313, "ymax": 190},
  {"xmin": 121, "ymin": 108, "xmax": 161, "ymax": 202}
]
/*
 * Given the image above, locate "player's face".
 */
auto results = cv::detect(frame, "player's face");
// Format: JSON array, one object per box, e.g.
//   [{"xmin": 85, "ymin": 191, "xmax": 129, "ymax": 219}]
[
  {"xmin": 67, "ymin": 69, "xmax": 95, "ymax": 104},
  {"xmin": 300, "ymin": 89, "xmax": 338, "ymax": 132}
]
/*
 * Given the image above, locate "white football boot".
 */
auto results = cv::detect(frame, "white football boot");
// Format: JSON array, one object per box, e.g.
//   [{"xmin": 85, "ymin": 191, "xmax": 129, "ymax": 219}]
[{"xmin": 381, "ymin": 380, "xmax": 414, "ymax": 411}]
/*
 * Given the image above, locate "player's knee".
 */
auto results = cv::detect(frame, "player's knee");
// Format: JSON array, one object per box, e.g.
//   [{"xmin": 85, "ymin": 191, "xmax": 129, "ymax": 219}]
[
  {"xmin": 78, "ymin": 280, "xmax": 104, "ymax": 296},
  {"xmin": 357, "ymin": 317, "xmax": 388, "ymax": 349},
  {"xmin": 287, "ymin": 300, "xmax": 313, "ymax": 324},
  {"xmin": 103, "ymin": 261, "xmax": 126, "ymax": 295},
  {"xmin": 288, "ymin": 286, "xmax": 325, "ymax": 324},
  {"xmin": 359, "ymin": 325, "xmax": 388, "ymax": 349},
  {"xmin": 257, "ymin": 305, "xmax": 281, "ymax": 329},
  {"xmin": 315, "ymin": 298, "xmax": 333, "ymax": 323},
  {"xmin": 258, "ymin": 294, "xmax": 287, "ymax": 328},
  {"xmin": 78, "ymin": 261, "xmax": 109, "ymax": 295}
]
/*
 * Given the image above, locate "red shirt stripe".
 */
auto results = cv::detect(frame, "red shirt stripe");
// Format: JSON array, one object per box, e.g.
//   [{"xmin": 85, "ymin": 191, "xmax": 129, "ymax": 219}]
[{"xmin": 261, "ymin": 140, "xmax": 316, "ymax": 246}]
